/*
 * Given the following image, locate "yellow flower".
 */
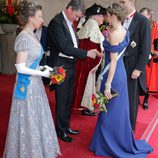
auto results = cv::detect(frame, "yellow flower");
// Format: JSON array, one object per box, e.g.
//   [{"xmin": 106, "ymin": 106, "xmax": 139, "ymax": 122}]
[
  {"xmin": 92, "ymin": 98, "xmax": 96, "ymax": 105},
  {"xmin": 55, "ymin": 75, "xmax": 62, "ymax": 82}
]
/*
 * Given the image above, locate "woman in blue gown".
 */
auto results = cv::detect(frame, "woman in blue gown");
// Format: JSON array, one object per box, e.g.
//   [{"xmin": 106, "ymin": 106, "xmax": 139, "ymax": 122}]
[{"xmin": 89, "ymin": 3, "xmax": 153, "ymax": 158}]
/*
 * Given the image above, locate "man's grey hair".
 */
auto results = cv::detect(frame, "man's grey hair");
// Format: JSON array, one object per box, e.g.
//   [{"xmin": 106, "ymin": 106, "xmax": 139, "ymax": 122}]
[{"xmin": 66, "ymin": 0, "xmax": 85, "ymax": 13}]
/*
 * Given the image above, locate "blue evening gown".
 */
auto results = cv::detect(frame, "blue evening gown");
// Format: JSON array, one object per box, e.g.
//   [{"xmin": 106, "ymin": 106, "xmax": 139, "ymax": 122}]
[{"xmin": 89, "ymin": 32, "xmax": 153, "ymax": 158}]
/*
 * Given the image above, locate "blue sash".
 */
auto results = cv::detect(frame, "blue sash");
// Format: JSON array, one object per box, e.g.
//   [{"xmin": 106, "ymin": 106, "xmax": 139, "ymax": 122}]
[{"xmin": 14, "ymin": 48, "xmax": 43, "ymax": 100}]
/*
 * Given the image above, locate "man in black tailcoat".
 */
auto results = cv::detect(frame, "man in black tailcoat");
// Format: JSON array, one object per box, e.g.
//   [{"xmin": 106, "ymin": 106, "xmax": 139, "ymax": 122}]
[
  {"xmin": 48, "ymin": 0, "xmax": 100, "ymax": 142},
  {"xmin": 119, "ymin": 0, "xmax": 151, "ymax": 130}
]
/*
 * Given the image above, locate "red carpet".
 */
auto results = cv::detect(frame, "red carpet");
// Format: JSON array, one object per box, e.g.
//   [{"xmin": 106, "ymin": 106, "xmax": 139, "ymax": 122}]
[
  {"xmin": 141, "ymin": 110, "xmax": 158, "ymax": 158},
  {"xmin": 0, "ymin": 74, "xmax": 158, "ymax": 158},
  {"xmin": 147, "ymin": 121, "xmax": 158, "ymax": 158}
]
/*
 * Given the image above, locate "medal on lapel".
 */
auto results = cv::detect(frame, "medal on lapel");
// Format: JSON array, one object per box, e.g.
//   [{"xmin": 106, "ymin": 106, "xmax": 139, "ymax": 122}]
[{"xmin": 130, "ymin": 40, "xmax": 137, "ymax": 48}]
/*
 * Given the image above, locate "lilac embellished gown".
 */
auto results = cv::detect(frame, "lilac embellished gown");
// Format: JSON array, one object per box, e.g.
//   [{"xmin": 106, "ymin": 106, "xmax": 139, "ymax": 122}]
[{"xmin": 3, "ymin": 32, "xmax": 61, "ymax": 158}]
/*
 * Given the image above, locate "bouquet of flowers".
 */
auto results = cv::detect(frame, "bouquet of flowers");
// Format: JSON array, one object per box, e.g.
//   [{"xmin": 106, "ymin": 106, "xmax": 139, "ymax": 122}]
[
  {"xmin": 92, "ymin": 90, "xmax": 118, "ymax": 113},
  {"xmin": 49, "ymin": 66, "xmax": 66, "ymax": 85},
  {"xmin": 92, "ymin": 92, "xmax": 109, "ymax": 113}
]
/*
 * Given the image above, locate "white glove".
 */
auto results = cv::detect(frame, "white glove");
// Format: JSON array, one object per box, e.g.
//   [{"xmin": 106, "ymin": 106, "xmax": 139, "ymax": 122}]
[
  {"xmin": 43, "ymin": 65, "xmax": 53, "ymax": 71},
  {"xmin": 39, "ymin": 65, "xmax": 53, "ymax": 71},
  {"xmin": 15, "ymin": 63, "xmax": 50, "ymax": 78}
]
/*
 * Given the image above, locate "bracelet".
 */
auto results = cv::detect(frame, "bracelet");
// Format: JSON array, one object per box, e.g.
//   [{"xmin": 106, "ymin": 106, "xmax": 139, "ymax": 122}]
[{"xmin": 105, "ymin": 83, "xmax": 111, "ymax": 89}]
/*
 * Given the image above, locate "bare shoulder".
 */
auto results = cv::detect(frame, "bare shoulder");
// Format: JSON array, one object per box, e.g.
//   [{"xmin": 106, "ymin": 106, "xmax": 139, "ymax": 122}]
[
  {"xmin": 109, "ymin": 31, "xmax": 120, "ymax": 45},
  {"xmin": 109, "ymin": 28, "xmax": 126, "ymax": 45}
]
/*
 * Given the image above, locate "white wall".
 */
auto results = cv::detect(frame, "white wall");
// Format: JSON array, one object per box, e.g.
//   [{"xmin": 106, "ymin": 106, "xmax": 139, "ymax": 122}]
[
  {"xmin": 31, "ymin": 0, "xmax": 114, "ymax": 25},
  {"xmin": 36, "ymin": 0, "xmax": 158, "ymax": 25},
  {"xmin": 135, "ymin": 0, "xmax": 158, "ymax": 20},
  {"xmin": 0, "ymin": 0, "xmax": 157, "ymax": 33}
]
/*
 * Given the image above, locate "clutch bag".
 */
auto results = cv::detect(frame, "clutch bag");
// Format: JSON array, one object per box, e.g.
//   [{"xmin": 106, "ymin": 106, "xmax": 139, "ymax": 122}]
[{"xmin": 111, "ymin": 89, "xmax": 118, "ymax": 98}]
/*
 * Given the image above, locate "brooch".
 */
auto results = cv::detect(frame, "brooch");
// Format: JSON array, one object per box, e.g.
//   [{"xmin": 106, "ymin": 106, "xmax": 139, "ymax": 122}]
[
  {"xmin": 97, "ymin": 7, "xmax": 100, "ymax": 13},
  {"xmin": 130, "ymin": 41, "xmax": 137, "ymax": 48},
  {"xmin": 20, "ymin": 85, "xmax": 25, "ymax": 93}
]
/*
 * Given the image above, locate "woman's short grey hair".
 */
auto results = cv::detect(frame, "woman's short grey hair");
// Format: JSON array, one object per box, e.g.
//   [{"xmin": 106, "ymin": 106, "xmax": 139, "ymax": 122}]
[
  {"xmin": 66, "ymin": 0, "xmax": 85, "ymax": 13},
  {"xmin": 17, "ymin": 1, "xmax": 42, "ymax": 25}
]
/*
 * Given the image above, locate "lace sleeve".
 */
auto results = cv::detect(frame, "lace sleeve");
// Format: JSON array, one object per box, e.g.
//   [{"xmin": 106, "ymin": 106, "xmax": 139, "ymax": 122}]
[{"xmin": 14, "ymin": 32, "xmax": 30, "ymax": 53}]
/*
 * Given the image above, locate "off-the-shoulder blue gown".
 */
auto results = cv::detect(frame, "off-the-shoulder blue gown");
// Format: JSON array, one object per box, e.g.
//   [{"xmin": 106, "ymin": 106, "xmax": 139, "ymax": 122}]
[{"xmin": 89, "ymin": 32, "xmax": 153, "ymax": 158}]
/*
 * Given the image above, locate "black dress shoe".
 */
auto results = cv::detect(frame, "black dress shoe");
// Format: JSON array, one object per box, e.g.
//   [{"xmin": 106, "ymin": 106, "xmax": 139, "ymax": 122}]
[
  {"xmin": 57, "ymin": 132, "xmax": 73, "ymax": 143},
  {"xmin": 143, "ymin": 103, "xmax": 149, "ymax": 110},
  {"xmin": 81, "ymin": 109, "xmax": 98, "ymax": 116},
  {"xmin": 66, "ymin": 128, "xmax": 80, "ymax": 135}
]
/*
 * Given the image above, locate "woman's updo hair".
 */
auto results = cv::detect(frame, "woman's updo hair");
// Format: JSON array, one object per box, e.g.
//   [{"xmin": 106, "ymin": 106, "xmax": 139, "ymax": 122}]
[
  {"xmin": 107, "ymin": 3, "xmax": 128, "ymax": 23},
  {"xmin": 17, "ymin": 1, "xmax": 42, "ymax": 26}
]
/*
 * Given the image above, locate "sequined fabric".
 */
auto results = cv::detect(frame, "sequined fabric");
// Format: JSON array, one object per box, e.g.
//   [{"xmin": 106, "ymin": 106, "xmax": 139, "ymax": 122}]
[{"xmin": 3, "ymin": 32, "xmax": 61, "ymax": 158}]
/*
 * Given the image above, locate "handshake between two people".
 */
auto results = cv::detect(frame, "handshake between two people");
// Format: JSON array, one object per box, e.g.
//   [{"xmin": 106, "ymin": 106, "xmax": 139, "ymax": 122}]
[
  {"xmin": 87, "ymin": 49, "xmax": 103, "ymax": 59},
  {"xmin": 39, "ymin": 49, "xmax": 103, "ymax": 78}
]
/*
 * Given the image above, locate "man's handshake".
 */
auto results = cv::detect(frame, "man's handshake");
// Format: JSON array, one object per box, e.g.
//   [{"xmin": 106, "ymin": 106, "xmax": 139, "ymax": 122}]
[{"xmin": 87, "ymin": 49, "xmax": 103, "ymax": 59}]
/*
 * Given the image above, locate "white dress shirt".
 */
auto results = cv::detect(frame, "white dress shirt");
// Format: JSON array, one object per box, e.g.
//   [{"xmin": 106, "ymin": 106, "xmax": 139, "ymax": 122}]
[
  {"xmin": 58, "ymin": 11, "xmax": 78, "ymax": 59},
  {"xmin": 62, "ymin": 11, "xmax": 78, "ymax": 48}
]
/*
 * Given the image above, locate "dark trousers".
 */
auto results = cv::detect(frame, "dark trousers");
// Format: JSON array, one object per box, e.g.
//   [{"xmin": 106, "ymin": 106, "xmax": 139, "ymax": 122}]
[
  {"xmin": 127, "ymin": 77, "xmax": 140, "ymax": 130},
  {"xmin": 55, "ymin": 57, "xmax": 75, "ymax": 134}
]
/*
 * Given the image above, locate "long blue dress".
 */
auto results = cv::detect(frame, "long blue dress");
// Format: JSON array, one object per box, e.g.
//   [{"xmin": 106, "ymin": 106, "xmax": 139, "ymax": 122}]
[{"xmin": 89, "ymin": 33, "xmax": 153, "ymax": 158}]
